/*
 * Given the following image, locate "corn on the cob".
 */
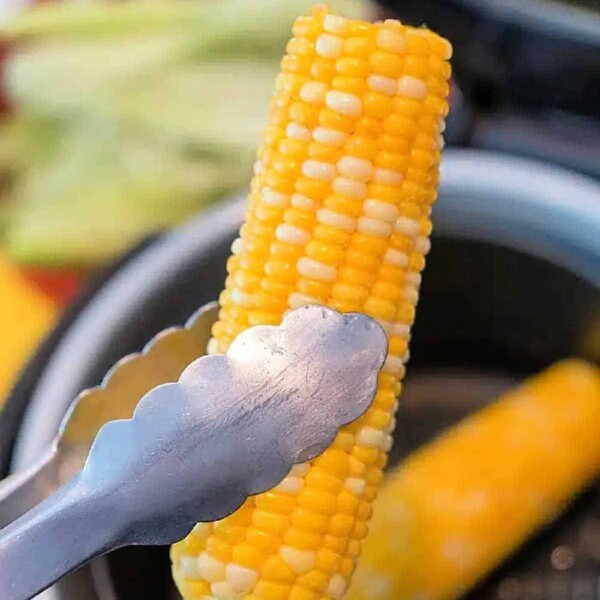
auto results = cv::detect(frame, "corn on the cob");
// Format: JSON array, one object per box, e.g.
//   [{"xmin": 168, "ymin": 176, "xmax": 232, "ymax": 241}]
[
  {"xmin": 171, "ymin": 5, "xmax": 451, "ymax": 599},
  {"xmin": 345, "ymin": 359, "xmax": 600, "ymax": 600}
]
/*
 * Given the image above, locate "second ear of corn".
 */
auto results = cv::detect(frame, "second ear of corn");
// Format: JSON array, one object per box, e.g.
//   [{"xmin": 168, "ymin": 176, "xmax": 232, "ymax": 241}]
[
  {"xmin": 171, "ymin": 5, "xmax": 451, "ymax": 600},
  {"xmin": 346, "ymin": 359, "xmax": 600, "ymax": 600}
]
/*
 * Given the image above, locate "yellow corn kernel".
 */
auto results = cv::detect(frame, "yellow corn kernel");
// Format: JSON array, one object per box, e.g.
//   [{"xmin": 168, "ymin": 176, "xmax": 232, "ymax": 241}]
[
  {"xmin": 254, "ymin": 581, "xmax": 292, "ymax": 600},
  {"xmin": 247, "ymin": 527, "xmax": 281, "ymax": 554},
  {"xmin": 289, "ymin": 586, "xmax": 319, "ymax": 600},
  {"xmin": 369, "ymin": 50, "xmax": 404, "ymax": 78},
  {"xmin": 347, "ymin": 360, "xmax": 600, "ymax": 600},
  {"xmin": 172, "ymin": 5, "xmax": 450, "ymax": 599},
  {"xmin": 344, "ymin": 135, "xmax": 378, "ymax": 160},
  {"xmin": 344, "ymin": 35, "xmax": 375, "ymax": 58},
  {"xmin": 283, "ymin": 528, "xmax": 323, "ymax": 551},
  {"xmin": 232, "ymin": 543, "xmax": 267, "ymax": 571},
  {"xmin": 291, "ymin": 509, "xmax": 330, "ymax": 534},
  {"xmin": 355, "ymin": 115, "xmax": 382, "ymax": 137},
  {"xmin": 252, "ymin": 510, "xmax": 290, "ymax": 535},
  {"xmin": 262, "ymin": 556, "xmax": 297, "ymax": 584},
  {"xmin": 206, "ymin": 537, "xmax": 233, "ymax": 564},
  {"xmin": 336, "ymin": 56, "xmax": 369, "ymax": 78}
]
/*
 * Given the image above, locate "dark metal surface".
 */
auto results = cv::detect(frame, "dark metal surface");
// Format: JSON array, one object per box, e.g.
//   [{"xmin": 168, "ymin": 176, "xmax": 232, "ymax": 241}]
[{"xmin": 0, "ymin": 306, "xmax": 386, "ymax": 600}]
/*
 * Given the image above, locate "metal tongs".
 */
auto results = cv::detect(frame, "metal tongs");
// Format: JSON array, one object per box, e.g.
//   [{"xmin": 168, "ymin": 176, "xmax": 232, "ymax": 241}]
[{"xmin": 0, "ymin": 305, "xmax": 387, "ymax": 600}]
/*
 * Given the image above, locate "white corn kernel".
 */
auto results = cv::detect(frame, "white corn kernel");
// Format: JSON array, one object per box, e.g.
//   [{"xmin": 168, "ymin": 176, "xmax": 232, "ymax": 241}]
[
  {"xmin": 337, "ymin": 156, "xmax": 373, "ymax": 182},
  {"xmin": 394, "ymin": 216, "xmax": 420, "ymax": 236},
  {"xmin": 383, "ymin": 433, "xmax": 394, "ymax": 452},
  {"xmin": 262, "ymin": 187, "xmax": 289, "ymax": 207},
  {"xmin": 383, "ymin": 248, "xmax": 409, "ymax": 268},
  {"xmin": 327, "ymin": 574, "xmax": 349, "ymax": 600},
  {"xmin": 326, "ymin": 90, "xmax": 362, "ymax": 118},
  {"xmin": 288, "ymin": 292, "xmax": 320, "ymax": 309},
  {"xmin": 383, "ymin": 355, "xmax": 405, "ymax": 377},
  {"xmin": 397, "ymin": 75, "xmax": 428, "ymax": 100},
  {"xmin": 286, "ymin": 122, "xmax": 312, "ymax": 141},
  {"xmin": 313, "ymin": 126, "xmax": 347, "ymax": 147},
  {"xmin": 316, "ymin": 33, "xmax": 344, "ymax": 58},
  {"xmin": 373, "ymin": 168, "xmax": 404, "ymax": 186},
  {"xmin": 324, "ymin": 14, "xmax": 349, "ymax": 35},
  {"xmin": 207, "ymin": 338, "xmax": 221, "ymax": 356},
  {"xmin": 225, "ymin": 564, "xmax": 258, "ymax": 594},
  {"xmin": 297, "ymin": 257, "xmax": 337, "ymax": 282},
  {"xmin": 364, "ymin": 199, "xmax": 399, "ymax": 223},
  {"xmin": 317, "ymin": 208, "xmax": 356, "ymax": 232},
  {"xmin": 276, "ymin": 224, "xmax": 311, "ymax": 246},
  {"xmin": 253, "ymin": 160, "xmax": 264, "ymax": 175},
  {"xmin": 367, "ymin": 74, "xmax": 397, "ymax": 96},
  {"xmin": 406, "ymin": 271, "xmax": 422, "ymax": 286},
  {"xmin": 333, "ymin": 177, "xmax": 367, "ymax": 199},
  {"xmin": 291, "ymin": 193, "xmax": 318, "ymax": 210},
  {"xmin": 345, "ymin": 477, "xmax": 366, "ymax": 496},
  {"xmin": 300, "ymin": 81, "xmax": 328, "ymax": 105},
  {"xmin": 289, "ymin": 463, "xmax": 311, "ymax": 477},
  {"xmin": 197, "ymin": 553, "xmax": 226, "ymax": 582},
  {"xmin": 179, "ymin": 555, "xmax": 201, "ymax": 579},
  {"xmin": 392, "ymin": 322, "xmax": 411, "ymax": 337},
  {"xmin": 357, "ymin": 426, "xmax": 386, "ymax": 448},
  {"xmin": 280, "ymin": 546, "xmax": 317, "ymax": 574},
  {"xmin": 192, "ymin": 523, "xmax": 212, "ymax": 539},
  {"xmin": 385, "ymin": 417, "xmax": 397, "ymax": 434},
  {"xmin": 376, "ymin": 28, "xmax": 406, "ymax": 54},
  {"xmin": 231, "ymin": 238, "xmax": 244, "ymax": 255},
  {"xmin": 230, "ymin": 289, "xmax": 253, "ymax": 307},
  {"xmin": 376, "ymin": 319, "xmax": 393, "ymax": 335},
  {"xmin": 273, "ymin": 475, "xmax": 304, "ymax": 495},
  {"xmin": 210, "ymin": 581, "xmax": 239, "ymax": 600},
  {"xmin": 414, "ymin": 236, "xmax": 431, "ymax": 254},
  {"xmin": 404, "ymin": 285, "xmax": 419, "ymax": 304},
  {"xmin": 302, "ymin": 160, "xmax": 336, "ymax": 182},
  {"xmin": 437, "ymin": 134, "xmax": 445, "ymax": 149},
  {"xmin": 357, "ymin": 217, "xmax": 393, "ymax": 237}
]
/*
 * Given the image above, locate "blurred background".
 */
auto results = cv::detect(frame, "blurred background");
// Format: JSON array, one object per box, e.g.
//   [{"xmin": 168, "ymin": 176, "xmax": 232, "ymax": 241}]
[
  {"xmin": 0, "ymin": 1, "xmax": 598, "ymax": 599},
  {"xmin": 0, "ymin": 0, "xmax": 598, "ymax": 402}
]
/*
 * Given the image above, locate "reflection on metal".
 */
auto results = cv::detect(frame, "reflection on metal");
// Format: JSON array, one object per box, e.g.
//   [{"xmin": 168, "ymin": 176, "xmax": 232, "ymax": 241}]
[{"xmin": 0, "ymin": 305, "xmax": 386, "ymax": 600}]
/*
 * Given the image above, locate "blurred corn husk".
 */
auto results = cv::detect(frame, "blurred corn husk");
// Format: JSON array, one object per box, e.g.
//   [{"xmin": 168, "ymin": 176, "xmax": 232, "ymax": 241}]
[{"xmin": 0, "ymin": 0, "xmax": 370, "ymax": 267}]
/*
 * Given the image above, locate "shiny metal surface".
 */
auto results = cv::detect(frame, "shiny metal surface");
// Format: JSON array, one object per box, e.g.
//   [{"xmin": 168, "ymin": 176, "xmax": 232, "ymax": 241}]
[
  {"xmin": 0, "ymin": 302, "xmax": 218, "ymax": 530},
  {"xmin": 0, "ymin": 306, "xmax": 386, "ymax": 600}
]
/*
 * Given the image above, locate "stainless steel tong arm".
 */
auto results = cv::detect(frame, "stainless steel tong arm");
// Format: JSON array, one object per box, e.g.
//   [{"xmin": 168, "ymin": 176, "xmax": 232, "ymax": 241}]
[{"xmin": 0, "ymin": 306, "xmax": 387, "ymax": 600}]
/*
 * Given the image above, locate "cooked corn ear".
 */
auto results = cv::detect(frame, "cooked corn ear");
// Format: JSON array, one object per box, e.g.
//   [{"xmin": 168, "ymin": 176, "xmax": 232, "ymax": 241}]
[
  {"xmin": 171, "ymin": 5, "xmax": 451, "ymax": 599},
  {"xmin": 346, "ymin": 359, "xmax": 600, "ymax": 600}
]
